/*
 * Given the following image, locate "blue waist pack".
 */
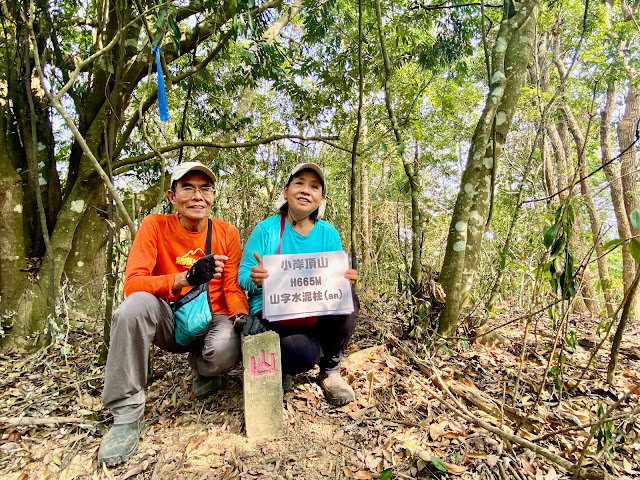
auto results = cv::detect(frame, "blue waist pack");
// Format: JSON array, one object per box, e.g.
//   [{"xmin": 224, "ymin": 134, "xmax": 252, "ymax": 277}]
[{"xmin": 173, "ymin": 218, "xmax": 214, "ymax": 346}]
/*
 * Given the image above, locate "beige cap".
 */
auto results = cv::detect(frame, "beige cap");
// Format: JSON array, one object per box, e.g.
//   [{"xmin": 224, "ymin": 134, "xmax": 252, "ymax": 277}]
[
  {"xmin": 170, "ymin": 162, "xmax": 216, "ymax": 187},
  {"xmin": 275, "ymin": 163, "xmax": 327, "ymax": 219}
]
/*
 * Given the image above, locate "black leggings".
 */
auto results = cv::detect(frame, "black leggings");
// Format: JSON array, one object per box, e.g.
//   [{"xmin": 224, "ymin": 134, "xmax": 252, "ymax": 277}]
[{"xmin": 256, "ymin": 290, "xmax": 359, "ymax": 375}]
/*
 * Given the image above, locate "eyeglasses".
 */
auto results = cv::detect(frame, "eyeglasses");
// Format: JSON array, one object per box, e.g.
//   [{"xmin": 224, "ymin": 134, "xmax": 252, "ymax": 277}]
[{"xmin": 177, "ymin": 186, "xmax": 216, "ymax": 197}]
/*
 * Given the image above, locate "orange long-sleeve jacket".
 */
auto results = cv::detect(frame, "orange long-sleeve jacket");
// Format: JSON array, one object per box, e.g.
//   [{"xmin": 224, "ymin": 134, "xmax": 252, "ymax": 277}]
[{"xmin": 124, "ymin": 213, "xmax": 249, "ymax": 317}]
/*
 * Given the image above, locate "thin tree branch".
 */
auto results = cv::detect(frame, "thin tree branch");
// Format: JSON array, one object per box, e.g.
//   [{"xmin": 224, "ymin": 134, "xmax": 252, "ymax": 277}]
[
  {"xmin": 411, "ymin": 1, "xmax": 503, "ymax": 10},
  {"xmin": 113, "ymin": 135, "xmax": 340, "ymax": 172},
  {"xmin": 0, "ymin": 416, "xmax": 98, "ymax": 426},
  {"xmin": 350, "ymin": 0, "xmax": 365, "ymax": 268}
]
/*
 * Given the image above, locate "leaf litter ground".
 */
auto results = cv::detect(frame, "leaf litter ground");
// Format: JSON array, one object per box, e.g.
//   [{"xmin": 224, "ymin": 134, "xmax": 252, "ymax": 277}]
[{"xmin": 1, "ymin": 302, "xmax": 639, "ymax": 480}]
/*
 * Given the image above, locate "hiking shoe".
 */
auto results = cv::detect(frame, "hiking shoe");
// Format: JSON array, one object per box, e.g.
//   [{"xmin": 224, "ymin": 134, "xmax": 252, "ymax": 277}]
[
  {"xmin": 193, "ymin": 374, "xmax": 222, "ymax": 399},
  {"xmin": 97, "ymin": 415, "xmax": 144, "ymax": 467},
  {"xmin": 282, "ymin": 374, "xmax": 294, "ymax": 392},
  {"xmin": 318, "ymin": 372, "xmax": 355, "ymax": 406}
]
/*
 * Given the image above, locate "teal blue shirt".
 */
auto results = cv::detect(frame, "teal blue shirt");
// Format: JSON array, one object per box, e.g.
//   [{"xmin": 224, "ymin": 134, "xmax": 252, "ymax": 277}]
[{"xmin": 239, "ymin": 214, "xmax": 343, "ymax": 314}]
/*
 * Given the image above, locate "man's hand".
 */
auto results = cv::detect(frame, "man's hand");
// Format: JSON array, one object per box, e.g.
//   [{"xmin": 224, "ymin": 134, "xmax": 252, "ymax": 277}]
[
  {"xmin": 233, "ymin": 314, "xmax": 267, "ymax": 336},
  {"xmin": 186, "ymin": 254, "xmax": 228, "ymax": 286}
]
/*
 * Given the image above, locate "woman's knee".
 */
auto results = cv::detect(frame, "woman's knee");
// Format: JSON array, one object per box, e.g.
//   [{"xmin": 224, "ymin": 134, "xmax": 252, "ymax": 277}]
[{"xmin": 280, "ymin": 335, "xmax": 322, "ymax": 373}]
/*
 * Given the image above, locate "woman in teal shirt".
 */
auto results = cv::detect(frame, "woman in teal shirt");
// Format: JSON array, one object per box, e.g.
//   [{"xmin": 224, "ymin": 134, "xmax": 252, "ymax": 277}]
[{"xmin": 238, "ymin": 163, "xmax": 359, "ymax": 405}]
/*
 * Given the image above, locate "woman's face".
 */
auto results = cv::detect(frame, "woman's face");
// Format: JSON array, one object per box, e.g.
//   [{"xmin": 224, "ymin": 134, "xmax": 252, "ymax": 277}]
[{"xmin": 283, "ymin": 170, "xmax": 325, "ymax": 219}]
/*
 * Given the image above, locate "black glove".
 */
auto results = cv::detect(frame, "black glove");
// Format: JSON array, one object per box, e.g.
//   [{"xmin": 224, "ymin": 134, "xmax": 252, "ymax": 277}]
[
  {"xmin": 186, "ymin": 254, "xmax": 217, "ymax": 286},
  {"xmin": 233, "ymin": 314, "xmax": 266, "ymax": 336}
]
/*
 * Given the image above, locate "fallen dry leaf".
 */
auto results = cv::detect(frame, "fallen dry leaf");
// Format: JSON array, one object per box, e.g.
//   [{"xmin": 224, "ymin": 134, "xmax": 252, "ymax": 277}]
[
  {"xmin": 429, "ymin": 422, "xmax": 445, "ymax": 441},
  {"xmin": 445, "ymin": 463, "xmax": 468, "ymax": 475}
]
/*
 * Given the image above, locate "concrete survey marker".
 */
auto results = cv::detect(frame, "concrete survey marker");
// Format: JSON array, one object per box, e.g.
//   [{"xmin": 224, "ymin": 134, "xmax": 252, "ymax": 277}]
[{"xmin": 242, "ymin": 331, "xmax": 284, "ymax": 438}]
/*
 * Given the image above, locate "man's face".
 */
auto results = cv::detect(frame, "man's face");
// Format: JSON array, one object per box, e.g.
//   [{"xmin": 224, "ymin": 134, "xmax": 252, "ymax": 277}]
[{"xmin": 167, "ymin": 172, "xmax": 216, "ymax": 228}]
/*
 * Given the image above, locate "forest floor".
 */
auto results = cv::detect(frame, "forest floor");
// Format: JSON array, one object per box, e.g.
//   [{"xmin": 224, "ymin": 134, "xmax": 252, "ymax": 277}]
[{"xmin": 1, "ymin": 300, "xmax": 639, "ymax": 480}]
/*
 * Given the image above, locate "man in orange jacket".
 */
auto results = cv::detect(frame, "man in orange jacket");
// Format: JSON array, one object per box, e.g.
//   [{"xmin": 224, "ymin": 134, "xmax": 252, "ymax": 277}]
[{"xmin": 99, "ymin": 162, "xmax": 249, "ymax": 467}]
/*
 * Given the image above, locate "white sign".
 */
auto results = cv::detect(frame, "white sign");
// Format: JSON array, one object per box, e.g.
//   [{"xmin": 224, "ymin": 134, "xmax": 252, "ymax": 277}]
[{"xmin": 262, "ymin": 251, "xmax": 354, "ymax": 322}]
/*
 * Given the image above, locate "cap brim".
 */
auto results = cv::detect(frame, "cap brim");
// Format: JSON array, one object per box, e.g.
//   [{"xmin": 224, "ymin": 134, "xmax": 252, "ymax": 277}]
[{"xmin": 170, "ymin": 162, "xmax": 217, "ymax": 186}]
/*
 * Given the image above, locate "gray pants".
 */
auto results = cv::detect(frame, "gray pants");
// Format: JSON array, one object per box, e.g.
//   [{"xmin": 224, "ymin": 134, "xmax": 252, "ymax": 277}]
[{"xmin": 102, "ymin": 292, "xmax": 240, "ymax": 424}]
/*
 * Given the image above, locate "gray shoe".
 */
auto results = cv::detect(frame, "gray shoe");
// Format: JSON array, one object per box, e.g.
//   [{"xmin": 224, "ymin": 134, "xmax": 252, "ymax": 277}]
[
  {"xmin": 97, "ymin": 415, "xmax": 144, "ymax": 467},
  {"xmin": 193, "ymin": 374, "xmax": 222, "ymax": 399},
  {"xmin": 318, "ymin": 372, "xmax": 355, "ymax": 406}
]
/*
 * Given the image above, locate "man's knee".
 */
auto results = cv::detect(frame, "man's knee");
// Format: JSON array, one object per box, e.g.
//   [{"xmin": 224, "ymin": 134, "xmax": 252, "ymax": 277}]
[
  {"xmin": 201, "ymin": 339, "xmax": 241, "ymax": 373},
  {"xmin": 112, "ymin": 292, "xmax": 165, "ymax": 336}
]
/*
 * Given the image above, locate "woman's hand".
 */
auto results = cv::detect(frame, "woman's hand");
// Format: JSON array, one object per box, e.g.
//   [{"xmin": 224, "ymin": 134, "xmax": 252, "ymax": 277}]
[
  {"xmin": 345, "ymin": 268, "xmax": 358, "ymax": 285},
  {"xmin": 249, "ymin": 251, "xmax": 269, "ymax": 287}
]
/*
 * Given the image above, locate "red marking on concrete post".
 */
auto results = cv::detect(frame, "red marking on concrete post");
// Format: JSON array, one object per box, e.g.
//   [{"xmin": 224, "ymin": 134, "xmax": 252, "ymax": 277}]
[{"xmin": 250, "ymin": 351, "xmax": 276, "ymax": 377}]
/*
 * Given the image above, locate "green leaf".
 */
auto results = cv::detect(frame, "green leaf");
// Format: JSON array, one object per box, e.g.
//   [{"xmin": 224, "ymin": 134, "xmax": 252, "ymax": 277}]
[
  {"xmin": 78, "ymin": 409, "xmax": 93, "ymax": 416},
  {"xmin": 553, "ymin": 256, "xmax": 565, "ymax": 276},
  {"xmin": 631, "ymin": 209, "xmax": 640, "ymax": 230},
  {"xmin": 430, "ymin": 456, "xmax": 447, "ymax": 472},
  {"xmin": 603, "ymin": 238, "xmax": 626, "ymax": 251},
  {"xmin": 265, "ymin": 458, "xmax": 277, "ymax": 464},
  {"xmin": 240, "ymin": 48, "xmax": 256, "ymax": 63},
  {"xmin": 154, "ymin": 8, "xmax": 166, "ymax": 29},
  {"xmin": 170, "ymin": 19, "xmax": 180, "ymax": 39},
  {"xmin": 380, "ymin": 142, "xmax": 388, "ymax": 153},
  {"xmin": 543, "ymin": 223, "xmax": 557, "ymax": 248},
  {"xmin": 397, "ymin": 141, "xmax": 406, "ymax": 157},
  {"xmin": 550, "ymin": 233, "xmax": 566, "ymax": 256},
  {"xmin": 629, "ymin": 239, "xmax": 640, "ymax": 264},
  {"xmin": 564, "ymin": 204, "xmax": 575, "ymax": 228},
  {"xmin": 153, "ymin": 30, "xmax": 163, "ymax": 48},
  {"xmin": 380, "ymin": 469, "xmax": 393, "ymax": 480},
  {"xmin": 60, "ymin": 346, "xmax": 71, "ymax": 355},
  {"xmin": 554, "ymin": 206, "xmax": 563, "ymax": 223}
]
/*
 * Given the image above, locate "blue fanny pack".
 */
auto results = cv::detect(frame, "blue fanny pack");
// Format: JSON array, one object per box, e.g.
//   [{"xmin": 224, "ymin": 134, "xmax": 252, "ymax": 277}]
[{"xmin": 173, "ymin": 218, "xmax": 214, "ymax": 346}]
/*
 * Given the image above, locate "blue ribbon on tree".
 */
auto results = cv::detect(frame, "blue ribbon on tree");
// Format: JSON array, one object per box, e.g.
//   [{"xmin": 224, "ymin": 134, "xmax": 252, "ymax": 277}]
[{"xmin": 152, "ymin": 45, "xmax": 170, "ymax": 121}]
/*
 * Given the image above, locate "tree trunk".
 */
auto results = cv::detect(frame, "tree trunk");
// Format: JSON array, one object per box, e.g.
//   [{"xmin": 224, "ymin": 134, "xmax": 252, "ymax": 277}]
[
  {"xmin": 375, "ymin": 0, "xmax": 422, "ymax": 294},
  {"xmin": 351, "ymin": 0, "xmax": 364, "ymax": 279},
  {"xmin": 546, "ymin": 122, "xmax": 568, "ymax": 198},
  {"xmin": 0, "ymin": 102, "xmax": 30, "ymax": 335},
  {"xmin": 563, "ymin": 108, "xmax": 615, "ymax": 317},
  {"xmin": 438, "ymin": 0, "xmax": 538, "ymax": 336},
  {"xmin": 359, "ymin": 108, "xmax": 372, "ymax": 277},
  {"xmin": 540, "ymin": 135, "xmax": 557, "ymax": 206},
  {"xmin": 617, "ymin": 84, "xmax": 640, "ymax": 224},
  {"xmin": 545, "ymin": 109, "xmax": 597, "ymax": 314},
  {"xmin": 548, "ymin": 38, "xmax": 600, "ymax": 314},
  {"xmin": 600, "ymin": 82, "xmax": 635, "ymax": 306},
  {"xmin": 611, "ymin": 80, "xmax": 640, "ymax": 334},
  {"xmin": 63, "ymin": 185, "xmax": 108, "ymax": 322}
]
